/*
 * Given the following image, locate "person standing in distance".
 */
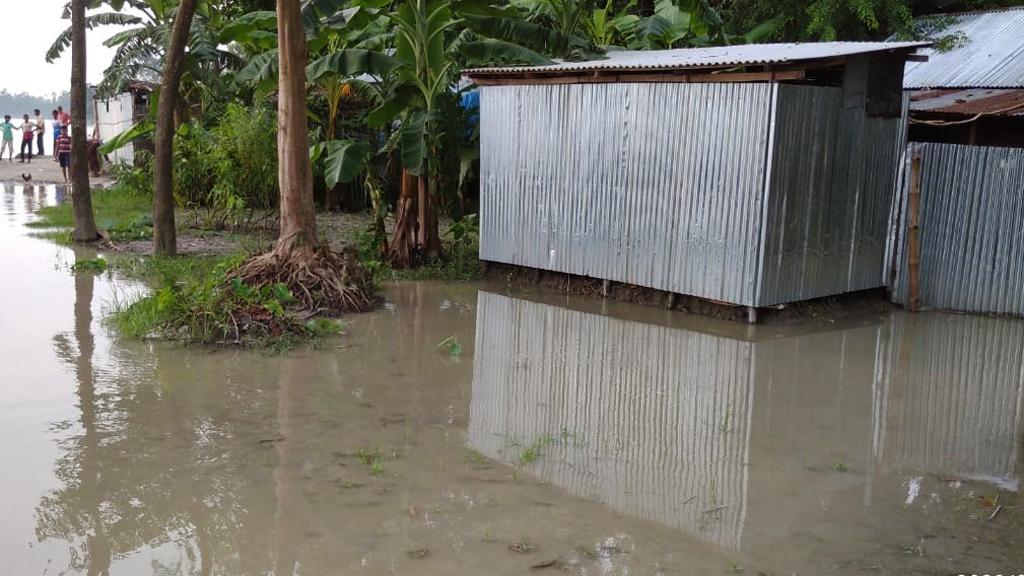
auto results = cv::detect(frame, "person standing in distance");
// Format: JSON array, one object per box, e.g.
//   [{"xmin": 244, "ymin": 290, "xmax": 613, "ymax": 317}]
[
  {"xmin": 0, "ymin": 116, "xmax": 14, "ymax": 162},
  {"xmin": 33, "ymin": 109, "xmax": 46, "ymax": 156},
  {"xmin": 51, "ymin": 110, "xmax": 62, "ymax": 160},
  {"xmin": 17, "ymin": 114, "xmax": 35, "ymax": 163}
]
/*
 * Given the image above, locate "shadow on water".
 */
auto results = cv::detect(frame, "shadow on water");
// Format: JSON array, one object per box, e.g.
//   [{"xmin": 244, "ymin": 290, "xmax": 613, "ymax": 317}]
[{"xmin": 1, "ymin": 190, "xmax": 1021, "ymax": 574}]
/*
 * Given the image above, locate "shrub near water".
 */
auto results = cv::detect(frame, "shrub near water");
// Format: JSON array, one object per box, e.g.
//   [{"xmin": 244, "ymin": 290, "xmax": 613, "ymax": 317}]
[
  {"xmin": 110, "ymin": 255, "xmax": 343, "ymax": 347},
  {"xmin": 174, "ymin": 104, "xmax": 278, "ymax": 228}
]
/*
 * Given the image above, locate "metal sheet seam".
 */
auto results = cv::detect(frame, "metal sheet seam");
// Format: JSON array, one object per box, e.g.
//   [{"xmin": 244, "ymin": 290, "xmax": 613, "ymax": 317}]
[{"xmin": 753, "ymin": 83, "xmax": 780, "ymax": 307}]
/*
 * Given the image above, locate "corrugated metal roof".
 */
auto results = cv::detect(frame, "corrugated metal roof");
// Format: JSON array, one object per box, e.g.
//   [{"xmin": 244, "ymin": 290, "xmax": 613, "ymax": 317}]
[
  {"xmin": 903, "ymin": 8, "xmax": 1024, "ymax": 89},
  {"xmin": 467, "ymin": 41, "xmax": 927, "ymax": 76},
  {"xmin": 909, "ymin": 88, "xmax": 1024, "ymax": 116}
]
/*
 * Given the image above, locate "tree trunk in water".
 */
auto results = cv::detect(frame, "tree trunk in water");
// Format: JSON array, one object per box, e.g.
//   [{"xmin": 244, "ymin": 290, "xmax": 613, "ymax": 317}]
[
  {"xmin": 388, "ymin": 169, "xmax": 418, "ymax": 268},
  {"xmin": 276, "ymin": 0, "xmax": 318, "ymax": 252},
  {"xmin": 69, "ymin": 0, "xmax": 98, "ymax": 242},
  {"xmin": 152, "ymin": 0, "xmax": 198, "ymax": 256}
]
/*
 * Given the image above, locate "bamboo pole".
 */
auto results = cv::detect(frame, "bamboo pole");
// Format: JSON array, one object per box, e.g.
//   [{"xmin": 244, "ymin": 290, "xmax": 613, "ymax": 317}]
[{"xmin": 907, "ymin": 150, "xmax": 923, "ymax": 312}]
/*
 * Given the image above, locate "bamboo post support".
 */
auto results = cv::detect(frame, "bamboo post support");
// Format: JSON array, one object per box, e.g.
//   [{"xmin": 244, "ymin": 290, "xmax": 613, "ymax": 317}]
[{"xmin": 908, "ymin": 150, "xmax": 923, "ymax": 312}]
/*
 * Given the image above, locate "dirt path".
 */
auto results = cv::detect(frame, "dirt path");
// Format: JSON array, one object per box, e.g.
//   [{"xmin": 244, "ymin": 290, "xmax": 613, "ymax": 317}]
[{"xmin": 0, "ymin": 154, "xmax": 113, "ymax": 186}]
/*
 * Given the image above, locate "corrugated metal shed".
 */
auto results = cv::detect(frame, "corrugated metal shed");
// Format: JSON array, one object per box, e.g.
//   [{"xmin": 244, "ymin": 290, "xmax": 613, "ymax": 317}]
[
  {"xmin": 903, "ymin": 8, "xmax": 1024, "ymax": 89},
  {"xmin": 468, "ymin": 41, "xmax": 927, "ymax": 75},
  {"xmin": 479, "ymin": 81, "xmax": 906, "ymax": 307}
]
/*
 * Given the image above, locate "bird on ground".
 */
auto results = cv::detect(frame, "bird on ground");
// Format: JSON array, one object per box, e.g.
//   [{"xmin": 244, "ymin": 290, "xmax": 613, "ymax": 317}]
[{"xmin": 21, "ymin": 173, "xmax": 31, "ymax": 182}]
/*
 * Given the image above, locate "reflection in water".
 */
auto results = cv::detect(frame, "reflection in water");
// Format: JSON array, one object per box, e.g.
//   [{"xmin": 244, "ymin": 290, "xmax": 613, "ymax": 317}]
[
  {"xmin": 469, "ymin": 291, "xmax": 1024, "ymax": 554},
  {"xmin": 881, "ymin": 314, "xmax": 1024, "ymax": 489},
  {"xmin": 44, "ymin": 258, "xmax": 111, "ymax": 574},
  {"xmin": 470, "ymin": 291, "xmax": 754, "ymax": 549}
]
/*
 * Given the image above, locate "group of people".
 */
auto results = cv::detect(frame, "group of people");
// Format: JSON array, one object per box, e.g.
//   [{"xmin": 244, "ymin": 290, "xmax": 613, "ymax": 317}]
[{"xmin": 0, "ymin": 107, "xmax": 74, "ymax": 179}]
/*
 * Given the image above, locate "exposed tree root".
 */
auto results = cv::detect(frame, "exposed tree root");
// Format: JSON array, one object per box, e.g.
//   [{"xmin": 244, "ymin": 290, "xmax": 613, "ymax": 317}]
[{"xmin": 231, "ymin": 243, "xmax": 377, "ymax": 315}]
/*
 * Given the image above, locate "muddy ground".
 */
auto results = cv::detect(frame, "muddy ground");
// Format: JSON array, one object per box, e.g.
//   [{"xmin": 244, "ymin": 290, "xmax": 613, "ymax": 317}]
[{"xmin": 0, "ymin": 154, "xmax": 114, "ymax": 186}]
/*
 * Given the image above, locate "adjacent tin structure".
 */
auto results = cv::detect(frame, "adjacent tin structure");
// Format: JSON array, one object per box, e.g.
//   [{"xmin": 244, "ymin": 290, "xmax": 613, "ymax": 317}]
[{"xmin": 468, "ymin": 42, "xmax": 926, "ymax": 310}]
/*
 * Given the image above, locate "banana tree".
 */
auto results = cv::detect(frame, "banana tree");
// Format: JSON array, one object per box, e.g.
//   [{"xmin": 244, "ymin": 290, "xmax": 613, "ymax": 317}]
[{"xmin": 304, "ymin": 0, "xmax": 585, "ymax": 267}]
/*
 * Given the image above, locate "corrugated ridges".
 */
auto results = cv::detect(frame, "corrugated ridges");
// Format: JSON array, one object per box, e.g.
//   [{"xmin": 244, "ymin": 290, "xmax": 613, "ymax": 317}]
[
  {"xmin": 903, "ymin": 8, "xmax": 1024, "ymax": 89},
  {"xmin": 468, "ymin": 42, "xmax": 927, "ymax": 76}
]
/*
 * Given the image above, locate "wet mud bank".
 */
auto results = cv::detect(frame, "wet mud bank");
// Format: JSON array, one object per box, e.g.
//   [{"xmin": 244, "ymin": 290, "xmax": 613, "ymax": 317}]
[{"xmin": 485, "ymin": 261, "xmax": 898, "ymax": 324}]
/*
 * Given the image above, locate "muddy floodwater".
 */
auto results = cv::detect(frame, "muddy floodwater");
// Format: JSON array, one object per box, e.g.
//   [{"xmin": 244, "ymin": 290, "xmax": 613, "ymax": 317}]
[{"xmin": 2, "ymin": 183, "xmax": 1022, "ymax": 575}]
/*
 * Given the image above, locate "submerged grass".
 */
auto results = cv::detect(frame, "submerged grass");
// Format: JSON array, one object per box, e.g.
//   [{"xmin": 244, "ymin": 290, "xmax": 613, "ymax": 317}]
[
  {"xmin": 107, "ymin": 254, "xmax": 344, "ymax": 349},
  {"xmin": 27, "ymin": 185, "xmax": 153, "ymax": 242}
]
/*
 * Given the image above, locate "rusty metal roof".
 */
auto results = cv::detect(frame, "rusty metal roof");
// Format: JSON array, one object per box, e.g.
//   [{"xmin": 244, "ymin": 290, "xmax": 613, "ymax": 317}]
[
  {"xmin": 903, "ymin": 8, "xmax": 1024, "ymax": 89},
  {"xmin": 466, "ymin": 42, "xmax": 928, "ymax": 76},
  {"xmin": 909, "ymin": 88, "xmax": 1024, "ymax": 117}
]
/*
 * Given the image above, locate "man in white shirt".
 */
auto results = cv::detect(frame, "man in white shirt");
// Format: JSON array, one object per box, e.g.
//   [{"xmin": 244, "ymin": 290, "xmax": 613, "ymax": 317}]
[{"xmin": 33, "ymin": 109, "xmax": 45, "ymax": 156}]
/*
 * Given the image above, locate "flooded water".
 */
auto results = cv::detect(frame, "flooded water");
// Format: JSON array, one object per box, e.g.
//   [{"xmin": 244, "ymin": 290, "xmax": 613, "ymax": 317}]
[{"xmin": 2, "ymin": 183, "xmax": 1022, "ymax": 575}]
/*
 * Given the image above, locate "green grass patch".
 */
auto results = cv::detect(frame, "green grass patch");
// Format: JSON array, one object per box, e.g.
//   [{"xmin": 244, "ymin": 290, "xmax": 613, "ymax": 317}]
[
  {"xmin": 107, "ymin": 253, "xmax": 344, "ymax": 348},
  {"xmin": 28, "ymin": 185, "xmax": 153, "ymax": 242}
]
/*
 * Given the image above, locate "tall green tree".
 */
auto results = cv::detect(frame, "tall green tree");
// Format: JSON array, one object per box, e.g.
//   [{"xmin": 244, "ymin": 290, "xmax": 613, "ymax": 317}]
[
  {"xmin": 153, "ymin": 0, "xmax": 200, "ymax": 256},
  {"xmin": 70, "ymin": 0, "xmax": 100, "ymax": 243}
]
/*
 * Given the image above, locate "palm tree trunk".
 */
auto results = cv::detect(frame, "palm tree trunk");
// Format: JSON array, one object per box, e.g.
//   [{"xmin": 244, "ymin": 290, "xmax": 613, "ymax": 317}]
[
  {"xmin": 69, "ymin": 0, "xmax": 98, "ymax": 242},
  {"xmin": 152, "ymin": 0, "xmax": 198, "ymax": 256},
  {"xmin": 276, "ymin": 0, "xmax": 318, "ymax": 252}
]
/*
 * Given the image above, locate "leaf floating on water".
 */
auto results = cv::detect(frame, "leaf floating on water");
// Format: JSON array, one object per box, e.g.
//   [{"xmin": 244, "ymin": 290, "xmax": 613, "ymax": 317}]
[{"xmin": 437, "ymin": 336, "xmax": 462, "ymax": 356}]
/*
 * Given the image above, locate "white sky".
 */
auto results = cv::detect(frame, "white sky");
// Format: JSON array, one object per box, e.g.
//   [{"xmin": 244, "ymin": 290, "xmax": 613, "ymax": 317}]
[{"xmin": 0, "ymin": 0, "xmax": 134, "ymax": 95}]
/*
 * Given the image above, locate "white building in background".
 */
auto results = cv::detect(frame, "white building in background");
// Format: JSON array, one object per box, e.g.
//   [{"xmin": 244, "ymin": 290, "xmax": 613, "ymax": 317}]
[{"xmin": 93, "ymin": 82, "xmax": 154, "ymax": 166}]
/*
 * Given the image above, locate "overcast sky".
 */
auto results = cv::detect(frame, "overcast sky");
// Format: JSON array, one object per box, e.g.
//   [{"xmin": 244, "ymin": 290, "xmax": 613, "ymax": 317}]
[{"xmin": 0, "ymin": 0, "xmax": 133, "ymax": 95}]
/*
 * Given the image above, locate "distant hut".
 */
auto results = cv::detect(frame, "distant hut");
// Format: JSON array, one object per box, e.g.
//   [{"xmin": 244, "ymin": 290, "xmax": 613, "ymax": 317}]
[
  {"xmin": 466, "ymin": 42, "xmax": 926, "ymax": 320},
  {"xmin": 93, "ymin": 81, "xmax": 156, "ymax": 165},
  {"xmin": 889, "ymin": 8, "xmax": 1024, "ymax": 316}
]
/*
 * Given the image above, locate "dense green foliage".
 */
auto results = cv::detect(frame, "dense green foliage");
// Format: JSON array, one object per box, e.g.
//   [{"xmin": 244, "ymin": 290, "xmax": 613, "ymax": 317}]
[{"xmin": 173, "ymin": 104, "xmax": 279, "ymax": 226}]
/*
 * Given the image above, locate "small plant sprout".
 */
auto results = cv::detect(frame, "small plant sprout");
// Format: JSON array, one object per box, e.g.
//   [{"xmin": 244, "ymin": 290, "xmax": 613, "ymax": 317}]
[
  {"xmin": 518, "ymin": 435, "xmax": 554, "ymax": 464},
  {"xmin": 356, "ymin": 448, "xmax": 386, "ymax": 476},
  {"xmin": 438, "ymin": 336, "xmax": 462, "ymax": 356}
]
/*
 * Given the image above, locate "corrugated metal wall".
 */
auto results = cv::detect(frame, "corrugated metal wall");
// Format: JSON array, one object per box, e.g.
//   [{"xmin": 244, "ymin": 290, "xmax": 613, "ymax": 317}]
[
  {"xmin": 94, "ymin": 93, "xmax": 135, "ymax": 165},
  {"xmin": 469, "ymin": 291, "xmax": 754, "ymax": 550},
  {"xmin": 479, "ymin": 82, "xmax": 902, "ymax": 307},
  {"xmin": 758, "ymin": 85, "xmax": 905, "ymax": 305},
  {"xmin": 892, "ymin": 143, "xmax": 1024, "ymax": 314},
  {"xmin": 479, "ymin": 83, "xmax": 774, "ymax": 306}
]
